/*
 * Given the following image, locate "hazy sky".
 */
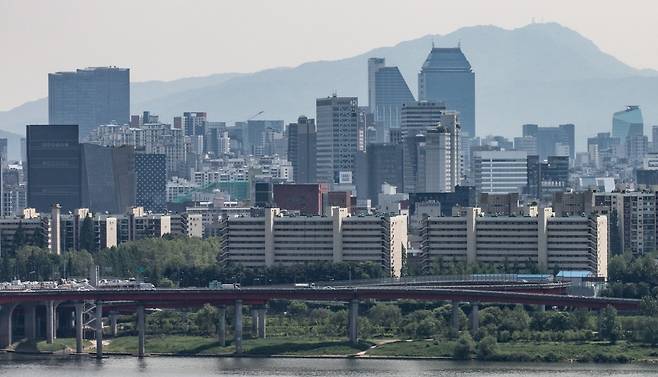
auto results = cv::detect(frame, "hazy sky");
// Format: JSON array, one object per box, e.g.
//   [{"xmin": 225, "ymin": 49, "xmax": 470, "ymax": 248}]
[{"xmin": 1, "ymin": 0, "xmax": 658, "ymax": 111}]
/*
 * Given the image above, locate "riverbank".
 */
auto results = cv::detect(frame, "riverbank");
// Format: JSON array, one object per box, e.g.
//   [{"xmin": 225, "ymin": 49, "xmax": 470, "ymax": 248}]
[{"xmin": 11, "ymin": 336, "xmax": 657, "ymax": 363}]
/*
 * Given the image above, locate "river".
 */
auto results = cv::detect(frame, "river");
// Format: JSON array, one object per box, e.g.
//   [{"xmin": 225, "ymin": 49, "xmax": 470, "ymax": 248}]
[{"xmin": 1, "ymin": 355, "xmax": 657, "ymax": 376}]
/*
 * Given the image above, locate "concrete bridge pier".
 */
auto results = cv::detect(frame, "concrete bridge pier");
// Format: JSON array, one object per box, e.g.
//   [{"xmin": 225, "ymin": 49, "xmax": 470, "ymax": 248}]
[
  {"xmin": 234, "ymin": 300, "xmax": 243, "ymax": 354},
  {"xmin": 0, "ymin": 304, "xmax": 16, "ymax": 349},
  {"xmin": 217, "ymin": 305, "xmax": 226, "ymax": 347},
  {"xmin": 451, "ymin": 301, "xmax": 460, "ymax": 337},
  {"xmin": 109, "ymin": 312, "xmax": 119, "ymax": 337},
  {"xmin": 257, "ymin": 306, "xmax": 267, "ymax": 339},
  {"xmin": 470, "ymin": 302, "xmax": 480, "ymax": 335},
  {"xmin": 45, "ymin": 300, "xmax": 55, "ymax": 344},
  {"xmin": 348, "ymin": 299, "xmax": 359, "ymax": 344},
  {"xmin": 74, "ymin": 303, "xmax": 84, "ymax": 353},
  {"xmin": 136, "ymin": 304, "xmax": 145, "ymax": 358},
  {"xmin": 24, "ymin": 304, "xmax": 37, "ymax": 341},
  {"xmin": 250, "ymin": 307, "xmax": 259, "ymax": 338},
  {"xmin": 95, "ymin": 301, "xmax": 103, "ymax": 359}
]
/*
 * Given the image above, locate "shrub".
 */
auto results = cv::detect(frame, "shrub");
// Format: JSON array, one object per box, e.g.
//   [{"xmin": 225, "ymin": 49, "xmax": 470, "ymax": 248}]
[
  {"xmin": 453, "ymin": 331, "xmax": 475, "ymax": 360},
  {"xmin": 476, "ymin": 335, "xmax": 498, "ymax": 360}
]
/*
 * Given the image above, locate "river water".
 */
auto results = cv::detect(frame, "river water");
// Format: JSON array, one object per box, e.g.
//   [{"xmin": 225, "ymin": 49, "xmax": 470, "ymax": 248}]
[{"xmin": 1, "ymin": 355, "xmax": 657, "ymax": 376}]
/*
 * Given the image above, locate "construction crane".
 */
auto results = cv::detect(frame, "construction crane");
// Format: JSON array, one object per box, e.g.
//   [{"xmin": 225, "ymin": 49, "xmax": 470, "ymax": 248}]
[{"xmin": 247, "ymin": 110, "xmax": 264, "ymax": 121}]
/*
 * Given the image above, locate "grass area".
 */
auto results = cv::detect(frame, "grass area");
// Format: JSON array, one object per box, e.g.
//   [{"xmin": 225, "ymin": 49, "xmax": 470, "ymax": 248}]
[
  {"xmin": 104, "ymin": 335, "xmax": 370, "ymax": 356},
  {"xmin": 35, "ymin": 338, "xmax": 82, "ymax": 353},
  {"xmin": 368, "ymin": 339, "xmax": 456, "ymax": 357},
  {"xmin": 369, "ymin": 339, "xmax": 658, "ymax": 362}
]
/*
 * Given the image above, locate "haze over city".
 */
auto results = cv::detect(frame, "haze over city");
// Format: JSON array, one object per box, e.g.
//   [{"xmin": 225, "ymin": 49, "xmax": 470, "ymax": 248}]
[
  {"xmin": 2, "ymin": 0, "xmax": 658, "ymax": 110},
  {"xmin": 1, "ymin": 0, "xmax": 658, "ymax": 374}
]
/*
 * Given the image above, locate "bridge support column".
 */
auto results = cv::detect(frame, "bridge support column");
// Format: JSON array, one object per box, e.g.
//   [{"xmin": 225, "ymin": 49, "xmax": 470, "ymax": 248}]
[
  {"xmin": 251, "ymin": 307, "xmax": 259, "ymax": 338},
  {"xmin": 451, "ymin": 301, "xmax": 460, "ymax": 337},
  {"xmin": 217, "ymin": 305, "xmax": 226, "ymax": 347},
  {"xmin": 95, "ymin": 301, "xmax": 103, "ymax": 359},
  {"xmin": 348, "ymin": 299, "xmax": 359, "ymax": 344},
  {"xmin": 234, "ymin": 300, "xmax": 243, "ymax": 354},
  {"xmin": 74, "ymin": 303, "xmax": 84, "ymax": 354},
  {"xmin": 109, "ymin": 313, "xmax": 118, "ymax": 337},
  {"xmin": 257, "ymin": 306, "xmax": 266, "ymax": 339},
  {"xmin": 537, "ymin": 304, "xmax": 546, "ymax": 313},
  {"xmin": 24, "ymin": 304, "xmax": 37, "ymax": 341},
  {"xmin": 45, "ymin": 300, "xmax": 55, "ymax": 344},
  {"xmin": 137, "ymin": 304, "xmax": 145, "ymax": 358},
  {"xmin": 0, "ymin": 304, "xmax": 16, "ymax": 349},
  {"xmin": 470, "ymin": 302, "xmax": 480, "ymax": 335}
]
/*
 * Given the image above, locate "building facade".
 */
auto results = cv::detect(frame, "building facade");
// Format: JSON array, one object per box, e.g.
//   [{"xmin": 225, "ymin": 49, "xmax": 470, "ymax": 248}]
[
  {"xmin": 421, "ymin": 207, "xmax": 608, "ymax": 278},
  {"xmin": 48, "ymin": 67, "xmax": 129, "ymax": 140},
  {"xmin": 219, "ymin": 207, "xmax": 407, "ymax": 277},
  {"xmin": 316, "ymin": 95, "xmax": 360, "ymax": 184},
  {"xmin": 418, "ymin": 47, "xmax": 475, "ymax": 138}
]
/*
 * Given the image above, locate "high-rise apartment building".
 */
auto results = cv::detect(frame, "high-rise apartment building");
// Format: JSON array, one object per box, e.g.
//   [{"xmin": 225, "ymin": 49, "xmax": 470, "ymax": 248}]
[
  {"xmin": 316, "ymin": 95, "xmax": 359, "ymax": 184},
  {"xmin": 48, "ymin": 67, "xmax": 129, "ymax": 140},
  {"xmin": 27, "ymin": 125, "xmax": 82, "ymax": 212},
  {"xmin": 287, "ymin": 116, "xmax": 316, "ymax": 183},
  {"xmin": 219, "ymin": 207, "xmax": 408, "ymax": 277},
  {"xmin": 418, "ymin": 47, "xmax": 475, "ymax": 137},
  {"xmin": 367, "ymin": 58, "xmax": 415, "ymax": 143},
  {"xmin": 421, "ymin": 207, "xmax": 608, "ymax": 277}
]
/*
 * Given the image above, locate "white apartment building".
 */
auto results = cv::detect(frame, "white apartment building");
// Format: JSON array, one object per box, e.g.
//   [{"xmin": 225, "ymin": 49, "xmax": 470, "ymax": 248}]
[
  {"xmin": 220, "ymin": 207, "xmax": 408, "ymax": 277},
  {"xmin": 421, "ymin": 207, "xmax": 608, "ymax": 278}
]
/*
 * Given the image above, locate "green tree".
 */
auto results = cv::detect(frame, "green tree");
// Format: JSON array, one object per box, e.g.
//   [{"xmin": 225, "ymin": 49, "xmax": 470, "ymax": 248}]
[
  {"xmin": 640, "ymin": 296, "xmax": 658, "ymax": 316},
  {"xmin": 79, "ymin": 215, "xmax": 95, "ymax": 252},
  {"xmin": 641, "ymin": 317, "xmax": 658, "ymax": 346},
  {"xmin": 453, "ymin": 331, "xmax": 475, "ymax": 360},
  {"xmin": 476, "ymin": 335, "xmax": 498, "ymax": 360},
  {"xmin": 598, "ymin": 306, "xmax": 623, "ymax": 344},
  {"xmin": 368, "ymin": 304, "xmax": 402, "ymax": 331}
]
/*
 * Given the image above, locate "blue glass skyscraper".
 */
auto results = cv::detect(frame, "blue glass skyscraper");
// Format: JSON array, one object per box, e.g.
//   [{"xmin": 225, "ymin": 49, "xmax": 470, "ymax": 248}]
[
  {"xmin": 612, "ymin": 105, "xmax": 643, "ymax": 140},
  {"xmin": 368, "ymin": 58, "xmax": 415, "ymax": 143},
  {"xmin": 418, "ymin": 47, "xmax": 475, "ymax": 137}
]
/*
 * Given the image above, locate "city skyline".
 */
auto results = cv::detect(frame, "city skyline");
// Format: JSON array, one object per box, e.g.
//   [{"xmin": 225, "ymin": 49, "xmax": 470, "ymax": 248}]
[{"xmin": 2, "ymin": 0, "xmax": 658, "ymax": 111}]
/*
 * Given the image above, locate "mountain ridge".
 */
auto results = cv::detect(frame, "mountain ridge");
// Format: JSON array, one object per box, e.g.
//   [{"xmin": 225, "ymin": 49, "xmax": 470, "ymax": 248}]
[{"xmin": 1, "ymin": 22, "xmax": 657, "ymax": 158}]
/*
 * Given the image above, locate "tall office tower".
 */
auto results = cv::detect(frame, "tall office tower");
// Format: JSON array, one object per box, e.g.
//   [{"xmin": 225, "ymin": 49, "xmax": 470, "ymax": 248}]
[
  {"xmin": 315, "ymin": 95, "xmax": 359, "ymax": 184},
  {"xmin": 612, "ymin": 106, "xmax": 643, "ymax": 141},
  {"xmin": 472, "ymin": 150, "xmax": 528, "ymax": 194},
  {"xmin": 287, "ymin": 116, "xmax": 317, "ymax": 183},
  {"xmin": 0, "ymin": 138, "xmax": 7, "ymax": 165},
  {"xmin": 627, "ymin": 134, "xmax": 649, "ymax": 165},
  {"xmin": 514, "ymin": 136, "xmax": 538, "ymax": 155},
  {"xmin": 135, "ymin": 153, "xmax": 167, "ymax": 212},
  {"xmin": 419, "ymin": 112, "xmax": 462, "ymax": 192},
  {"xmin": 652, "ymin": 126, "xmax": 658, "ymax": 153},
  {"xmin": 27, "ymin": 125, "xmax": 81, "ymax": 212},
  {"xmin": 354, "ymin": 143, "xmax": 403, "ymax": 204},
  {"xmin": 204, "ymin": 121, "xmax": 229, "ymax": 157},
  {"xmin": 20, "ymin": 138, "xmax": 26, "ymax": 163},
  {"xmin": 183, "ymin": 112, "xmax": 207, "ymax": 137},
  {"xmin": 48, "ymin": 67, "xmax": 130, "ymax": 140},
  {"xmin": 400, "ymin": 101, "xmax": 446, "ymax": 192},
  {"xmin": 418, "ymin": 47, "xmax": 475, "ymax": 137},
  {"xmin": 522, "ymin": 123, "xmax": 575, "ymax": 161},
  {"xmin": 235, "ymin": 120, "xmax": 285, "ymax": 156},
  {"xmin": 80, "ymin": 144, "xmax": 135, "ymax": 213},
  {"xmin": 367, "ymin": 57, "xmax": 415, "ymax": 143}
]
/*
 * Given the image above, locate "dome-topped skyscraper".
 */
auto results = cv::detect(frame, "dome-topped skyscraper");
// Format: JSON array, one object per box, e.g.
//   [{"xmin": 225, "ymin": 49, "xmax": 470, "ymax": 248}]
[{"xmin": 418, "ymin": 47, "xmax": 475, "ymax": 138}]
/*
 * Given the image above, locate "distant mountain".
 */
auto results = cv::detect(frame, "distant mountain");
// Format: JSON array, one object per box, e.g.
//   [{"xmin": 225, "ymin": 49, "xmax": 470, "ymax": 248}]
[{"xmin": 2, "ymin": 22, "xmax": 657, "ymax": 158}]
